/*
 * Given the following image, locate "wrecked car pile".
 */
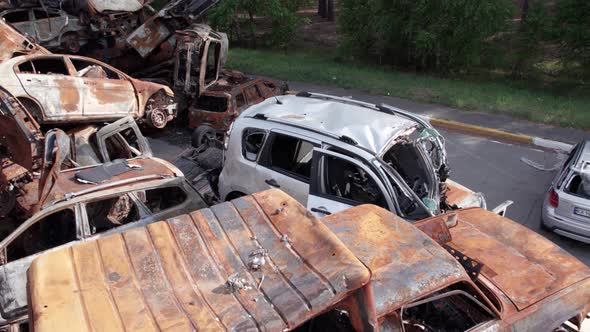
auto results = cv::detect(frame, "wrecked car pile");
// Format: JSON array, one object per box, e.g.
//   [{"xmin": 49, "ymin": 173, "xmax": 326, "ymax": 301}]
[
  {"xmin": 0, "ymin": 2, "xmax": 588, "ymax": 331},
  {"xmin": 26, "ymin": 190, "xmax": 590, "ymax": 331}
]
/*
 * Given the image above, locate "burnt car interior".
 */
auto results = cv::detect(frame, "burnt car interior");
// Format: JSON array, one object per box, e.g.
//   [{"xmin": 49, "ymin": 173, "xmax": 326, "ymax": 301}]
[
  {"xmin": 86, "ymin": 194, "xmax": 140, "ymax": 233},
  {"xmin": 383, "ymin": 139, "xmax": 433, "ymax": 202},
  {"xmin": 194, "ymin": 95, "xmax": 227, "ymax": 112},
  {"xmin": 5, "ymin": 208, "xmax": 76, "ymax": 263},
  {"xmin": 204, "ymin": 41, "xmax": 221, "ymax": 85},
  {"xmin": 400, "ymin": 285, "xmax": 495, "ymax": 332},
  {"xmin": 265, "ymin": 133, "xmax": 314, "ymax": 181},
  {"xmin": 18, "ymin": 58, "xmax": 69, "ymax": 75},
  {"xmin": 71, "ymin": 59, "xmax": 120, "ymax": 79},
  {"xmin": 321, "ymin": 153, "xmax": 387, "ymax": 208}
]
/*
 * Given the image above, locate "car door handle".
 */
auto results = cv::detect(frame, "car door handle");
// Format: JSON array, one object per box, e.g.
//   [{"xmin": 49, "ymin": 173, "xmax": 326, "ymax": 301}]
[
  {"xmin": 311, "ymin": 207, "xmax": 332, "ymax": 215},
  {"xmin": 265, "ymin": 179, "xmax": 280, "ymax": 188}
]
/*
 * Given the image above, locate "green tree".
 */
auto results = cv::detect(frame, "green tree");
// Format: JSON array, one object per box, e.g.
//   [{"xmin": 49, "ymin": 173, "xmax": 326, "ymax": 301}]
[
  {"xmin": 209, "ymin": 0, "xmax": 305, "ymax": 48},
  {"xmin": 555, "ymin": 0, "xmax": 590, "ymax": 73},
  {"xmin": 339, "ymin": 0, "xmax": 515, "ymax": 72}
]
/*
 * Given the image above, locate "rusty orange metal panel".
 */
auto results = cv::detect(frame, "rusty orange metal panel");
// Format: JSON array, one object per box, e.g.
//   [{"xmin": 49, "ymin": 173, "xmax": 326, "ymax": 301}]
[
  {"xmin": 321, "ymin": 204, "xmax": 469, "ymax": 318},
  {"xmin": 431, "ymin": 208, "xmax": 590, "ymax": 311},
  {"xmin": 28, "ymin": 189, "xmax": 371, "ymax": 331}
]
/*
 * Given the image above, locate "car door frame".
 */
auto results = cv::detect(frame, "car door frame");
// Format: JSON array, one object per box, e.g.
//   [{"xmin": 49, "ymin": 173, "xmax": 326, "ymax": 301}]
[
  {"xmin": 0, "ymin": 203, "xmax": 84, "ymax": 322},
  {"xmin": 255, "ymin": 129, "xmax": 321, "ymax": 204},
  {"xmin": 307, "ymin": 147, "xmax": 395, "ymax": 217},
  {"xmin": 15, "ymin": 54, "xmax": 85, "ymax": 120},
  {"xmin": 95, "ymin": 116, "xmax": 153, "ymax": 162},
  {"xmin": 67, "ymin": 56, "xmax": 138, "ymax": 118}
]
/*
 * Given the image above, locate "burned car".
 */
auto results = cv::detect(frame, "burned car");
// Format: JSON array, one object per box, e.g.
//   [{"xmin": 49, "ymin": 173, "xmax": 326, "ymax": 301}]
[
  {"xmin": 0, "ymin": 85, "xmax": 155, "ymax": 222},
  {"xmin": 0, "ymin": 7, "xmax": 86, "ymax": 53},
  {"xmin": 0, "ymin": 157, "xmax": 208, "ymax": 329},
  {"xmin": 27, "ymin": 189, "xmax": 590, "ymax": 331},
  {"xmin": 0, "ymin": 18, "xmax": 48, "ymax": 62},
  {"xmin": 0, "ymin": 53, "xmax": 177, "ymax": 128},
  {"xmin": 188, "ymin": 73, "xmax": 289, "ymax": 147},
  {"xmin": 219, "ymin": 93, "xmax": 492, "ymax": 220}
]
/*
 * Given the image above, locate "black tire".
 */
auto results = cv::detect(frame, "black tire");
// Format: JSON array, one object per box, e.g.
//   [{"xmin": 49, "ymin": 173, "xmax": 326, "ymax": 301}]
[
  {"xmin": 61, "ymin": 32, "xmax": 81, "ymax": 53},
  {"xmin": 191, "ymin": 126, "xmax": 216, "ymax": 148}
]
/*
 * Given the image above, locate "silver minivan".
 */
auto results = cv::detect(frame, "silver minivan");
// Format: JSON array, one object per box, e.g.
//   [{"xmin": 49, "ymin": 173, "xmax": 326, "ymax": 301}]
[{"xmin": 543, "ymin": 141, "xmax": 590, "ymax": 243}]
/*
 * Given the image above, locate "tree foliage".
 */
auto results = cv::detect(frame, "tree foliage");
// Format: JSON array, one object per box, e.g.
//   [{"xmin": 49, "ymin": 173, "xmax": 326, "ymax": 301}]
[
  {"xmin": 339, "ymin": 0, "xmax": 515, "ymax": 72},
  {"xmin": 555, "ymin": 0, "xmax": 590, "ymax": 71},
  {"xmin": 208, "ymin": 0, "xmax": 305, "ymax": 48}
]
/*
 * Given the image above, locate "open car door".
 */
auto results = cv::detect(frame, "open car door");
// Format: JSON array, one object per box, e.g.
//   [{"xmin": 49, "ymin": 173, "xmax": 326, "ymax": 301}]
[
  {"xmin": 95, "ymin": 116, "xmax": 152, "ymax": 162},
  {"xmin": 307, "ymin": 148, "xmax": 393, "ymax": 217}
]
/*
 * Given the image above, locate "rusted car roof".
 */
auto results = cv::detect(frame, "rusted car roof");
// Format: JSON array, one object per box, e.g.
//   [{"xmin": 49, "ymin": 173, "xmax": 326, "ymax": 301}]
[
  {"xmin": 431, "ymin": 208, "xmax": 590, "ymax": 311},
  {"xmin": 28, "ymin": 189, "xmax": 370, "ymax": 331},
  {"xmin": 321, "ymin": 205, "xmax": 469, "ymax": 318},
  {"xmin": 41, "ymin": 157, "xmax": 181, "ymax": 206}
]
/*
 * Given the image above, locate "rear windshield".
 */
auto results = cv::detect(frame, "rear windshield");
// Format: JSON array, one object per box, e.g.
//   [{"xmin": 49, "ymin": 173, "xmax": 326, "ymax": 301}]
[{"xmin": 564, "ymin": 171, "xmax": 590, "ymax": 199}]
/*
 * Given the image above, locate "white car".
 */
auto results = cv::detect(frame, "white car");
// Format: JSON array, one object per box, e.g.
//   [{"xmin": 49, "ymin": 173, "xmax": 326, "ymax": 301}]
[
  {"xmin": 219, "ymin": 92, "xmax": 489, "ymax": 220},
  {"xmin": 543, "ymin": 141, "xmax": 590, "ymax": 243},
  {"xmin": 0, "ymin": 53, "xmax": 177, "ymax": 128}
]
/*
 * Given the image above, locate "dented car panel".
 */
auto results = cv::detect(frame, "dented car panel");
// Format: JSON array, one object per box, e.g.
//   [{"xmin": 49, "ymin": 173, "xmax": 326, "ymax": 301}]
[
  {"xmin": 0, "ymin": 53, "xmax": 176, "ymax": 127},
  {"xmin": 28, "ymin": 189, "xmax": 589, "ymax": 331},
  {"xmin": 421, "ymin": 208, "xmax": 590, "ymax": 331},
  {"xmin": 28, "ymin": 188, "xmax": 371, "ymax": 331},
  {"xmin": 0, "ymin": 19, "xmax": 48, "ymax": 62},
  {"xmin": 0, "ymin": 158, "xmax": 207, "ymax": 326}
]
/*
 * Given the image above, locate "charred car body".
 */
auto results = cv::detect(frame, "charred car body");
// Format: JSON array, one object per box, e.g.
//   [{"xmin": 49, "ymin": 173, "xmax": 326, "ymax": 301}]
[
  {"xmin": 0, "ymin": 86, "xmax": 155, "ymax": 221},
  {"xmin": 0, "ymin": 53, "xmax": 177, "ymax": 128},
  {"xmin": 0, "ymin": 18, "xmax": 48, "ymax": 62},
  {"xmin": 219, "ymin": 93, "xmax": 491, "ymax": 220},
  {"xmin": 26, "ymin": 189, "xmax": 590, "ymax": 331},
  {"xmin": 0, "ymin": 157, "xmax": 208, "ymax": 329},
  {"xmin": 0, "ymin": 7, "xmax": 87, "ymax": 53}
]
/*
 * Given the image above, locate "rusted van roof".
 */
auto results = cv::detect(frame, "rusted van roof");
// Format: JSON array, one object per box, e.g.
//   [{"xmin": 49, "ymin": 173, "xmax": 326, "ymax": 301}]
[
  {"xmin": 28, "ymin": 189, "xmax": 370, "ymax": 331},
  {"xmin": 322, "ymin": 204, "xmax": 468, "ymax": 318}
]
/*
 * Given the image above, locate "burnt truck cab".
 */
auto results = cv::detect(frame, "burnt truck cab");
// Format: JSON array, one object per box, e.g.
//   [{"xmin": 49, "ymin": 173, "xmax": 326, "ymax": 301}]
[
  {"xmin": 27, "ymin": 189, "xmax": 590, "ymax": 331},
  {"xmin": 0, "ymin": 157, "xmax": 208, "ymax": 329}
]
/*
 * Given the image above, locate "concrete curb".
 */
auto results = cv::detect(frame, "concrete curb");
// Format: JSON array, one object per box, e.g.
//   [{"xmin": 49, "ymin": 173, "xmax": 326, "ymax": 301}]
[{"xmin": 429, "ymin": 117, "xmax": 574, "ymax": 152}]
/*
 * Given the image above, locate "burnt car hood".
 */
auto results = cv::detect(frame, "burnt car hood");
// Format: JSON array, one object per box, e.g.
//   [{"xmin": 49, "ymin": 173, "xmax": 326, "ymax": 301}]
[{"xmin": 446, "ymin": 208, "xmax": 590, "ymax": 311}]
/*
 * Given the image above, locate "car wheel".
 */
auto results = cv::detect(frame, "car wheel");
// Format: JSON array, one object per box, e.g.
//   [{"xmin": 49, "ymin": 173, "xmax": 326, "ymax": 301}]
[
  {"xmin": 191, "ymin": 126, "xmax": 216, "ymax": 148},
  {"xmin": 147, "ymin": 108, "xmax": 168, "ymax": 129},
  {"xmin": 61, "ymin": 33, "xmax": 81, "ymax": 53}
]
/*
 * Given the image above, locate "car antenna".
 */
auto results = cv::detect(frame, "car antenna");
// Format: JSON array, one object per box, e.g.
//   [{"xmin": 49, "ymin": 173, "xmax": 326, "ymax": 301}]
[{"xmin": 275, "ymin": 97, "xmax": 283, "ymax": 105}]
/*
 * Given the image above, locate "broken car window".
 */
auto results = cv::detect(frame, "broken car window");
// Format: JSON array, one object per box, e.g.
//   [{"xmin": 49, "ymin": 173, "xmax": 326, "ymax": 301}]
[
  {"xmin": 33, "ymin": 9, "xmax": 60, "ymax": 19},
  {"xmin": 195, "ymin": 95, "xmax": 228, "ymax": 113},
  {"xmin": 104, "ymin": 128, "xmax": 144, "ymax": 160},
  {"xmin": 21, "ymin": 58, "xmax": 69, "ymax": 75},
  {"xmin": 321, "ymin": 155, "xmax": 387, "ymax": 208},
  {"xmin": 86, "ymin": 194, "xmax": 141, "ymax": 234},
  {"xmin": 144, "ymin": 187, "xmax": 188, "ymax": 214},
  {"xmin": 242, "ymin": 128, "xmax": 267, "ymax": 161},
  {"xmin": 70, "ymin": 58, "xmax": 121, "ymax": 80},
  {"xmin": 204, "ymin": 41, "xmax": 220, "ymax": 84},
  {"xmin": 235, "ymin": 93, "xmax": 247, "ymax": 108},
  {"xmin": 3, "ymin": 10, "xmax": 30, "ymax": 23},
  {"xmin": 266, "ymin": 134, "xmax": 314, "ymax": 181},
  {"xmin": 5, "ymin": 208, "xmax": 76, "ymax": 263},
  {"xmin": 401, "ymin": 288, "xmax": 495, "ymax": 332},
  {"xmin": 565, "ymin": 170, "xmax": 590, "ymax": 199},
  {"xmin": 383, "ymin": 141, "xmax": 432, "ymax": 200}
]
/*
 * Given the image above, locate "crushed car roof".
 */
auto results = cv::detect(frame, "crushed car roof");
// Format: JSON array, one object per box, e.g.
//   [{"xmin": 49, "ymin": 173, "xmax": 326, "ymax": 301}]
[
  {"xmin": 241, "ymin": 94, "xmax": 418, "ymax": 154},
  {"xmin": 427, "ymin": 208, "xmax": 590, "ymax": 311},
  {"xmin": 42, "ymin": 157, "xmax": 182, "ymax": 206},
  {"xmin": 28, "ymin": 189, "xmax": 370, "ymax": 331},
  {"xmin": 321, "ymin": 204, "xmax": 469, "ymax": 318},
  {"xmin": 0, "ymin": 19, "xmax": 48, "ymax": 62}
]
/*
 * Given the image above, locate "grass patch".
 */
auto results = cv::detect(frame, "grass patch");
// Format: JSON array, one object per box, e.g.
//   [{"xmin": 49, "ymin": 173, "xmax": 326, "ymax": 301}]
[{"xmin": 227, "ymin": 47, "xmax": 590, "ymax": 130}]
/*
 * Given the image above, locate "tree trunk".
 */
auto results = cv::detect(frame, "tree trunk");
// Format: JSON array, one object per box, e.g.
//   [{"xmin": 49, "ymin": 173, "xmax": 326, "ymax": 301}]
[
  {"xmin": 318, "ymin": 0, "xmax": 327, "ymax": 18},
  {"xmin": 327, "ymin": 0, "xmax": 334, "ymax": 21}
]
